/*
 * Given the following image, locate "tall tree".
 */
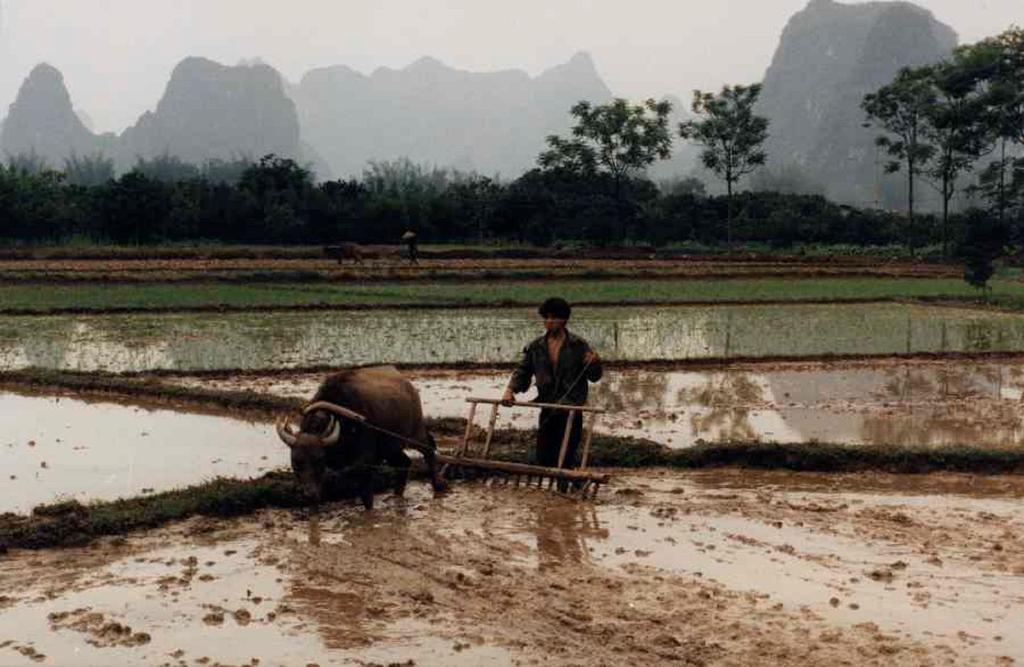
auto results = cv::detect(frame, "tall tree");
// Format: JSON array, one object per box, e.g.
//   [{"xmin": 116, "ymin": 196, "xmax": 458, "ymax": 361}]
[
  {"xmin": 983, "ymin": 27, "xmax": 1024, "ymax": 222},
  {"xmin": 961, "ymin": 208, "xmax": 1007, "ymax": 297},
  {"xmin": 862, "ymin": 67, "xmax": 937, "ymax": 252},
  {"xmin": 539, "ymin": 98, "xmax": 673, "ymax": 201},
  {"xmin": 921, "ymin": 57, "xmax": 996, "ymax": 257},
  {"xmin": 679, "ymin": 84, "xmax": 769, "ymax": 246},
  {"xmin": 538, "ymin": 98, "xmax": 671, "ymax": 242}
]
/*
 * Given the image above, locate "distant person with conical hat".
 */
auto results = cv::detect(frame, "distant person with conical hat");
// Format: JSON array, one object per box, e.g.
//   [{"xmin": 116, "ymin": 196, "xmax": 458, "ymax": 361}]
[{"xmin": 402, "ymin": 230, "xmax": 418, "ymax": 264}]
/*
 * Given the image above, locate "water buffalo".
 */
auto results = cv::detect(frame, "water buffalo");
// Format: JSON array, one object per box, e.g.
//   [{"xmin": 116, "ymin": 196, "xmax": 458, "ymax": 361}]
[
  {"xmin": 276, "ymin": 366, "xmax": 447, "ymax": 508},
  {"xmin": 323, "ymin": 242, "xmax": 364, "ymax": 264}
]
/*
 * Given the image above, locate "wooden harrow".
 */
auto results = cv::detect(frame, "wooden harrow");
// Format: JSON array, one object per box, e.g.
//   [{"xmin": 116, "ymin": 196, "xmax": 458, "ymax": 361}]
[{"xmin": 438, "ymin": 397, "xmax": 610, "ymax": 497}]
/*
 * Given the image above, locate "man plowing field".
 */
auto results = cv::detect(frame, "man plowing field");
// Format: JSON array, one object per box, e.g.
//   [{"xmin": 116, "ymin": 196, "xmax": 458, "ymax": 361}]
[{"xmin": 502, "ymin": 297, "xmax": 603, "ymax": 477}]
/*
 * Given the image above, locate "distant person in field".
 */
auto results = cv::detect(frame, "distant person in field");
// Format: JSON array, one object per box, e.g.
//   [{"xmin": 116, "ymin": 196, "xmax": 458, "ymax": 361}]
[
  {"xmin": 502, "ymin": 297, "xmax": 602, "ymax": 475},
  {"xmin": 402, "ymin": 230, "xmax": 419, "ymax": 264}
]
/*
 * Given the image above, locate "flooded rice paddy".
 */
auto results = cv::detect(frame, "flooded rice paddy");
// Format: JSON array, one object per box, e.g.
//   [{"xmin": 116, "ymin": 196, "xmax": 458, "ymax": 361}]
[
  {"xmin": 0, "ymin": 393, "xmax": 283, "ymax": 513},
  {"xmin": 179, "ymin": 358, "xmax": 1024, "ymax": 449},
  {"xmin": 9, "ymin": 356, "xmax": 1024, "ymax": 513},
  {"xmin": 0, "ymin": 470, "xmax": 1021, "ymax": 665},
  {"xmin": 4, "ymin": 303, "xmax": 1024, "ymax": 372},
  {"xmin": 5, "ymin": 293, "xmax": 1024, "ymax": 664}
]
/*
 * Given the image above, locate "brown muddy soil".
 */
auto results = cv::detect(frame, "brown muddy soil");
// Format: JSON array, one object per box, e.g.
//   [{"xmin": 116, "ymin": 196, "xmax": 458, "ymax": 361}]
[
  {"xmin": 0, "ymin": 469, "xmax": 1021, "ymax": 665},
  {"xmin": 0, "ymin": 257, "xmax": 956, "ymax": 283}
]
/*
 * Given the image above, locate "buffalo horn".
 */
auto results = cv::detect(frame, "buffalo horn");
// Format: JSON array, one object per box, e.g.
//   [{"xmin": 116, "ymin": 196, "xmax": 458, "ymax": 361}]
[
  {"xmin": 276, "ymin": 415, "xmax": 299, "ymax": 447},
  {"xmin": 303, "ymin": 401, "xmax": 368, "ymax": 423},
  {"xmin": 321, "ymin": 418, "xmax": 341, "ymax": 446}
]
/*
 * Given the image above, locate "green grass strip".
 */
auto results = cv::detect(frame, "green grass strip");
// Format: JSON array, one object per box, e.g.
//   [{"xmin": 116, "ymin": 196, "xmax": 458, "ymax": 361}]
[
  {"xmin": 0, "ymin": 470, "xmax": 400, "ymax": 551},
  {"xmin": 4, "ymin": 438, "xmax": 1024, "ymax": 552},
  {"xmin": 0, "ymin": 277, "xmax": 1015, "ymax": 313}
]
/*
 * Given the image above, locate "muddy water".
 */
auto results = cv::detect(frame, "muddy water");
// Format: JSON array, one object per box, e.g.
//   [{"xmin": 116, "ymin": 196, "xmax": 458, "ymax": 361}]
[
  {"xmin": 464, "ymin": 472, "xmax": 1024, "ymax": 661},
  {"xmin": 4, "ymin": 303, "xmax": 1024, "ymax": 372},
  {"xmin": 0, "ymin": 393, "xmax": 285, "ymax": 513},
  {"xmin": 181, "ymin": 359, "xmax": 1024, "ymax": 449},
  {"xmin": 0, "ymin": 532, "xmax": 515, "ymax": 666},
  {"xmin": 1, "ymin": 470, "xmax": 1022, "ymax": 665}
]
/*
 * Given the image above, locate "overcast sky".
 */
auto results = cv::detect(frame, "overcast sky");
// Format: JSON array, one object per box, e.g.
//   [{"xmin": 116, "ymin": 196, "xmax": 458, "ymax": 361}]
[{"xmin": 1, "ymin": 0, "xmax": 1021, "ymax": 133}]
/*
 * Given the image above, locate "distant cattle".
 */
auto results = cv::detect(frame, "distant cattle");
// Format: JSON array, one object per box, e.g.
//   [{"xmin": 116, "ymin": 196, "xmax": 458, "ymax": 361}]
[{"xmin": 323, "ymin": 243, "xmax": 364, "ymax": 264}]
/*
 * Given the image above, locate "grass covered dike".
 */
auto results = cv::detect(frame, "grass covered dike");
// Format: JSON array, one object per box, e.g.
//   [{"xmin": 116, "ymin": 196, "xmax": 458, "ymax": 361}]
[
  {"xmin": 0, "ymin": 277, "xmax": 1016, "ymax": 315},
  {"xmin": 3, "ymin": 436, "xmax": 1024, "ymax": 553},
  {"xmin": 3, "ymin": 369, "xmax": 1024, "ymax": 552}
]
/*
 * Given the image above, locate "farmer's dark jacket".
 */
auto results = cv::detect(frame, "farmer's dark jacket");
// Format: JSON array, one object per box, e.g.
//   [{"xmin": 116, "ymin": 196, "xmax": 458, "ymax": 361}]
[{"xmin": 508, "ymin": 330, "xmax": 602, "ymax": 405}]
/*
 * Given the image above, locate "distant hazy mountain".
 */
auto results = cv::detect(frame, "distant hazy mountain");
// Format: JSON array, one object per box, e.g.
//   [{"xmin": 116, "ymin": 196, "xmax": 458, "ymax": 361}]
[
  {"xmin": 757, "ymin": 0, "xmax": 957, "ymax": 205},
  {"xmin": 0, "ymin": 63, "xmax": 112, "ymax": 166},
  {"xmin": 118, "ymin": 57, "xmax": 300, "ymax": 169},
  {"xmin": 291, "ymin": 52, "xmax": 613, "ymax": 178},
  {"xmin": 1, "ymin": 1, "xmax": 964, "ymax": 194}
]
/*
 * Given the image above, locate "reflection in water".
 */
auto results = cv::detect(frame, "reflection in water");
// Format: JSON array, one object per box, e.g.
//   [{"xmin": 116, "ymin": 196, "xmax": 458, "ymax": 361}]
[
  {"xmin": 411, "ymin": 361, "xmax": 1024, "ymax": 450},
  {"xmin": 532, "ymin": 501, "xmax": 608, "ymax": 571},
  {"xmin": 6, "ymin": 303, "xmax": 1024, "ymax": 372},
  {"xmin": 590, "ymin": 369, "xmax": 670, "ymax": 415},
  {"xmin": 678, "ymin": 374, "xmax": 765, "ymax": 442}
]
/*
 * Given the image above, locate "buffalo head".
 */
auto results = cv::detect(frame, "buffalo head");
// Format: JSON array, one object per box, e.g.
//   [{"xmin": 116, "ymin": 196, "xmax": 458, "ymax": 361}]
[{"xmin": 277, "ymin": 402, "xmax": 367, "ymax": 501}]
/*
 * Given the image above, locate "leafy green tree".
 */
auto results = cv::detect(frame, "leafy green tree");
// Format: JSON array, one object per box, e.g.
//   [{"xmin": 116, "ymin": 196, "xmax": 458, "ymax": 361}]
[
  {"xmin": 96, "ymin": 172, "xmax": 170, "ymax": 244},
  {"xmin": 863, "ymin": 67, "xmax": 937, "ymax": 251},
  {"xmin": 238, "ymin": 154, "xmax": 313, "ymax": 242},
  {"xmin": 449, "ymin": 176, "xmax": 502, "ymax": 242},
  {"xmin": 540, "ymin": 98, "xmax": 673, "ymax": 195},
  {"xmin": 538, "ymin": 98, "xmax": 671, "ymax": 243},
  {"xmin": 0, "ymin": 165, "xmax": 73, "ymax": 240},
  {"xmin": 961, "ymin": 208, "xmax": 1007, "ymax": 297},
  {"xmin": 920, "ymin": 56, "xmax": 997, "ymax": 257},
  {"xmin": 63, "ymin": 152, "xmax": 114, "ymax": 187},
  {"xmin": 976, "ymin": 27, "xmax": 1024, "ymax": 223},
  {"xmin": 679, "ymin": 84, "xmax": 769, "ymax": 246}
]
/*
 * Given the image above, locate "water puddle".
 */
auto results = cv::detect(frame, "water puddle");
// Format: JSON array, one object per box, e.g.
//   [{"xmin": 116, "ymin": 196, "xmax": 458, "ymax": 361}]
[
  {"xmin": 0, "ymin": 393, "xmax": 286, "ymax": 513},
  {"xmin": 4, "ymin": 303, "xmax": 1024, "ymax": 372},
  {"xmin": 181, "ymin": 359, "xmax": 1024, "ymax": 449}
]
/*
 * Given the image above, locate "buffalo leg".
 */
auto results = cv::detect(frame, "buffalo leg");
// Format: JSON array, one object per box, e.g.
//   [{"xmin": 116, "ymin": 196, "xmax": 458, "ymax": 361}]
[
  {"xmin": 423, "ymin": 434, "xmax": 449, "ymax": 493},
  {"xmin": 348, "ymin": 448, "xmax": 377, "ymax": 510},
  {"xmin": 385, "ymin": 446, "xmax": 412, "ymax": 497}
]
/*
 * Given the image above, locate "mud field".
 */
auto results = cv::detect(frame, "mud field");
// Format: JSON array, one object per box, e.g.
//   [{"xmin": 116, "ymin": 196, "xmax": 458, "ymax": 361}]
[
  {"xmin": 0, "ymin": 256, "xmax": 957, "ymax": 283},
  {"xmin": 4, "ymin": 256, "xmax": 1024, "ymax": 665},
  {"xmin": 0, "ymin": 470, "xmax": 1022, "ymax": 666}
]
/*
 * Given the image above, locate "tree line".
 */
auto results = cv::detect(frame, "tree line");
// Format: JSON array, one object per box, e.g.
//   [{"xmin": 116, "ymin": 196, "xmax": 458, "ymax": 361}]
[
  {"xmin": 862, "ymin": 26, "xmax": 1024, "ymax": 257},
  {"xmin": 0, "ymin": 151, "xmax": 919, "ymax": 248}
]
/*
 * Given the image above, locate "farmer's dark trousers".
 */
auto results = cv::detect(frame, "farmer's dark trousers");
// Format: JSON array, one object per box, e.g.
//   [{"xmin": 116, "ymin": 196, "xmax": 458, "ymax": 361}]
[{"xmin": 536, "ymin": 408, "xmax": 584, "ymax": 469}]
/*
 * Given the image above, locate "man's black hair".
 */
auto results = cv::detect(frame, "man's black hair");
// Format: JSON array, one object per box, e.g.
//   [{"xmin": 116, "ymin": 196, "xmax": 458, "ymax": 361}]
[{"xmin": 538, "ymin": 297, "xmax": 571, "ymax": 320}]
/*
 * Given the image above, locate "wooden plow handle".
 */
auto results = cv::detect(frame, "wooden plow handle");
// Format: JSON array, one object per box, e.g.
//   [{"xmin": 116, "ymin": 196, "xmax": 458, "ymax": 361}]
[
  {"xmin": 466, "ymin": 397, "xmax": 606, "ymax": 413},
  {"xmin": 460, "ymin": 397, "xmax": 604, "ymax": 473}
]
